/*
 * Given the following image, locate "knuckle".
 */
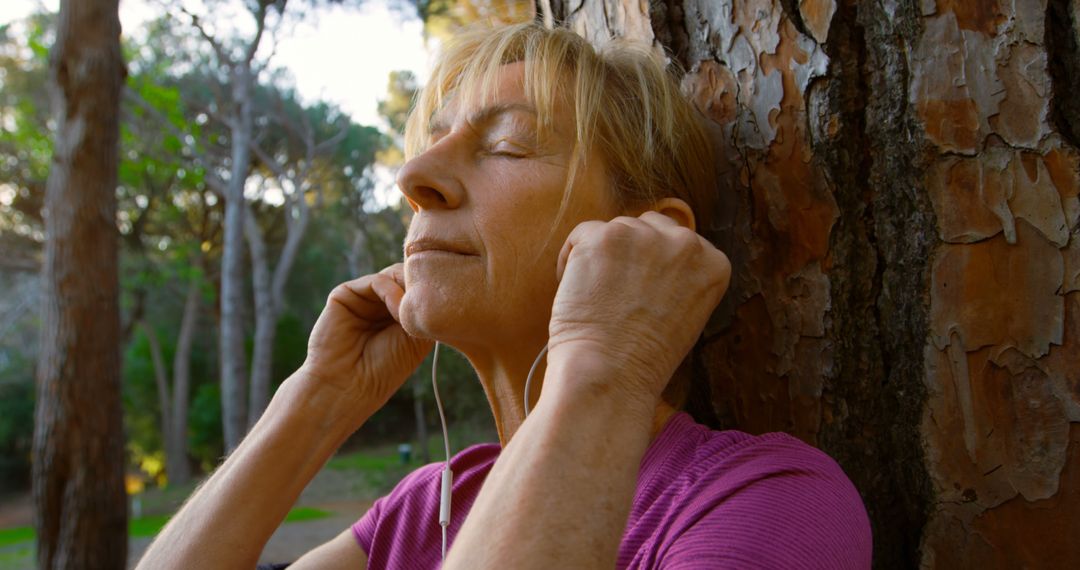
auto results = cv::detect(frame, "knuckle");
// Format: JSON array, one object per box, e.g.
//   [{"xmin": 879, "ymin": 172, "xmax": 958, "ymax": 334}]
[
  {"xmin": 328, "ymin": 283, "xmax": 349, "ymax": 302},
  {"xmin": 672, "ymin": 229, "xmax": 700, "ymax": 251}
]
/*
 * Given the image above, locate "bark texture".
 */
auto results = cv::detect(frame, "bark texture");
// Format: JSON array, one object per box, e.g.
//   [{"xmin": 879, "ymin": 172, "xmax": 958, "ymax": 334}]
[
  {"xmin": 32, "ymin": 0, "xmax": 128, "ymax": 567},
  {"xmin": 555, "ymin": 0, "xmax": 1080, "ymax": 566}
]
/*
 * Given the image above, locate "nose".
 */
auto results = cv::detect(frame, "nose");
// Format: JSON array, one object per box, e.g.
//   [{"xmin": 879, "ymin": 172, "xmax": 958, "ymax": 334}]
[{"xmin": 396, "ymin": 142, "xmax": 465, "ymax": 212}]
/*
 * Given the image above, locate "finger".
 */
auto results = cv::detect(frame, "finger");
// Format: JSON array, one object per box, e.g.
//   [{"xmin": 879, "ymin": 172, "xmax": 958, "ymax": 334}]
[
  {"xmin": 709, "ymin": 248, "xmax": 733, "ymax": 295},
  {"xmin": 330, "ymin": 275, "xmax": 395, "ymax": 323},
  {"xmin": 369, "ymin": 273, "xmax": 406, "ymax": 323},
  {"xmin": 607, "ymin": 215, "xmax": 652, "ymax": 232},
  {"xmin": 556, "ymin": 220, "xmax": 605, "ymax": 282},
  {"xmin": 379, "ymin": 262, "xmax": 405, "ymax": 288}
]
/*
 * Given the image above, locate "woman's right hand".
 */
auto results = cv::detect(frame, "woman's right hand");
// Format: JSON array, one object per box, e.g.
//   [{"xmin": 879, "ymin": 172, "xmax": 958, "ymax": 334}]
[{"xmin": 298, "ymin": 263, "xmax": 433, "ymax": 421}]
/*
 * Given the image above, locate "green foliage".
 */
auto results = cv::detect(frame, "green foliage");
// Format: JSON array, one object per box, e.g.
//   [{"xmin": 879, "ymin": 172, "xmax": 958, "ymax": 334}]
[
  {"xmin": 123, "ymin": 328, "xmax": 166, "ymax": 455},
  {"xmin": 271, "ymin": 312, "xmax": 310, "ymax": 389},
  {"xmin": 188, "ymin": 383, "xmax": 224, "ymax": 472},
  {"xmin": 378, "ymin": 70, "xmax": 419, "ymax": 135},
  {"xmin": 0, "ymin": 382, "xmax": 34, "ymax": 491},
  {"xmin": 0, "ymin": 12, "xmax": 53, "ymax": 238}
]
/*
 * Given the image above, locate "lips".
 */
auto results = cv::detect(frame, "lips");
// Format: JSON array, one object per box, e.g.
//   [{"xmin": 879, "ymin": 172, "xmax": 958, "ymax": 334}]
[{"xmin": 404, "ymin": 238, "xmax": 479, "ymax": 257}]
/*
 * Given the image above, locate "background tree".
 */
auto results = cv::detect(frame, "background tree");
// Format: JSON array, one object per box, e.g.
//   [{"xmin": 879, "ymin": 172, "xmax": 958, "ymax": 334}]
[
  {"xmin": 181, "ymin": 0, "xmax": 283, "ymax": 452},
  {"xmin": 31, "ymin": 0, "xmax": 128, "ymax": 566},
  {"xmin": 119, "ymin": 32, "xmax": 223, "ymax": 485},
  {"xmin": 552, "ymin": 0, "xmax": 1080, "ymax": 567}
]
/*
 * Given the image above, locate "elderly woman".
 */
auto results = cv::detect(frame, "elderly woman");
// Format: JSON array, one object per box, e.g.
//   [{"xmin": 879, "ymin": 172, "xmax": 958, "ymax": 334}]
[{"xmin": 139, "ymin": 23, "xmax": 871, "ymax": 569}]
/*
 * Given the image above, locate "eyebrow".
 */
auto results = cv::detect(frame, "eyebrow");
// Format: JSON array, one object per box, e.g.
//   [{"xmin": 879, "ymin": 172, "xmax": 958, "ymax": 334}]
[{"xmin": 428, "ymin": 102, "xmax": 538, "ymax": 135}]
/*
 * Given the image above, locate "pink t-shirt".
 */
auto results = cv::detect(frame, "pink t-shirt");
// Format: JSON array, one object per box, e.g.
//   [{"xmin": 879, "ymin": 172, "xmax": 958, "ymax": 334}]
[{"xmin": 352, "ymin": 413, "xmax": 872, "ymax": 569}]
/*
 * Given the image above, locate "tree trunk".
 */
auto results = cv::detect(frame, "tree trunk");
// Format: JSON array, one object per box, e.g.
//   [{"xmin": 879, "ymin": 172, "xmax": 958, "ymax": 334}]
[
  {"xmin": 245, "ymin": 206, "xmax": 276, "ymax": 428},
  {"xmin": 556, "ymin": 0, "xmax": 1080, "ymax": 567},
  {"xmin": 32, "ymin": 0, "xmax": 128, "ymax": 566},
  {"xmin": 219, "ymin": 62, "xmax": 254, "ymax": 453},
  {"xmin": 168, "ymin": 277, "xmax": 200, "ymax": 486},
  {"xmin": 140, "ymin": 321, "xmax": 173, "ymax": 454},
  {"xmin": 246, "ymin": 178, "xmax": 314, "ymax": 426}
]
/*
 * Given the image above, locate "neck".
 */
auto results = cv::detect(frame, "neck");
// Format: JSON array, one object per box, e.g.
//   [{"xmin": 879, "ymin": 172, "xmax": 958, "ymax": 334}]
[{"xmin": 458, "ymin": 339, "xmax": 679, "ymax": 446}]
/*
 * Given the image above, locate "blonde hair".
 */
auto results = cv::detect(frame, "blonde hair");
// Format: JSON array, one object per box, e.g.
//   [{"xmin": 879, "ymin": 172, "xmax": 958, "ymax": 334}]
[{"xmin": 403, "ymin": 22, "xmax": 718, "ymax": 235}]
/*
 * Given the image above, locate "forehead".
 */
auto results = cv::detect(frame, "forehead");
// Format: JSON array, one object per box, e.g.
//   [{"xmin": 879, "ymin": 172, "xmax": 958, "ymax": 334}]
[{"xmin": 432, "ymin": 62, "xmax": 531, "ymax": 125}]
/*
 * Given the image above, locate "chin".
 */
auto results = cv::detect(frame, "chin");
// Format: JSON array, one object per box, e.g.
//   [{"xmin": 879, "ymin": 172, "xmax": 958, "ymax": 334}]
[{"xmin": 398, "ymin": 286, "xmax": 469, "ymax": 342}]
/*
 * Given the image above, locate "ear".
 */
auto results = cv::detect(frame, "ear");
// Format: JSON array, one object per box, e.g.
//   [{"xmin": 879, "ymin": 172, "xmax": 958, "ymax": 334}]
[{"xmin": 650, "ymin": 197, "xmax": 696, "ymax": 232}]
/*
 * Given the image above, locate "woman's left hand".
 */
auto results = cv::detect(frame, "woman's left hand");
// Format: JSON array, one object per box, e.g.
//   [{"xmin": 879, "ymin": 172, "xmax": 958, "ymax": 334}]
[{"xmin": 548, "ymin": 211, "xmax": 731, "ymax": 403}]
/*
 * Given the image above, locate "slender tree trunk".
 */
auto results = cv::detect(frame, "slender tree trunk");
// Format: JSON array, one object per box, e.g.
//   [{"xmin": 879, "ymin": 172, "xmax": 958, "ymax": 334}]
[
  {"xmin": 219, "ymin": 62, "xmax": 254, "ymax": 452},
  {"xmin": 140, "ymin": 321, "xmax": 173, "ymax": 451},
  {"xmin": 32, "ymin": 0, "xmax": 127, "ymax": 566},
  {"xmin": 246, "ymin": 178, "xmax": 313, "ymax": 425},
  {"xmin": 245, "ymin": 209, "xmax": 275, "ymax": 427},
  {"xmin": 168, "ymin": 277, "xmax": 200, "ymax": 486}
]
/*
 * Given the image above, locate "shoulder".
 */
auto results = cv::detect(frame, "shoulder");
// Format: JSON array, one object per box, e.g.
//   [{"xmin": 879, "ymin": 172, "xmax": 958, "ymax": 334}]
[{"xmin": 634, "ymin": 415, "xmax": 872, "ymax": 569}]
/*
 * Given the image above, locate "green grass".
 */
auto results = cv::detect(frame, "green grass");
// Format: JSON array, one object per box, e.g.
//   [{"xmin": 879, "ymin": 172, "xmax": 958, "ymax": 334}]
[
  {"xmin": 0, "ymin": 527, "xmax": 33, "ymax": 548},
  {"xmin": 283, "ymin": 506, "xmax": 331, "ymax": 523},
  {"xmin": 128, "ymin": 514, "xmax": 173, "ymax": 537},
  {"xmin": 0, "ymin": 506, "xmax": 333, "ymax": 548}
]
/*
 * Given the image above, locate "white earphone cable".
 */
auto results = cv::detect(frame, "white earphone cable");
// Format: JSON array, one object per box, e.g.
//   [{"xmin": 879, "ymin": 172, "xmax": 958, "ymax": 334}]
[
  {"xmin": 523, "ymin": 344, "xmax": 549, "ymax": 417},
  {"xmin": 431, "ymin": 341, "xmax": 549, "ymax": 562},
  {"xmin": 432, "ymin": 342, "xmax": 452, "ymax": 561}
]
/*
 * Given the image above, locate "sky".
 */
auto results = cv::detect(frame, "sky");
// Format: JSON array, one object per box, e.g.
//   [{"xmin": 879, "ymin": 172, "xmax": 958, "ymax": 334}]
[
  {"xmin": 1, "ymin": 0, "xmax": 431, "ymax": 128},
  {"xmin": 1, "ymin": 0, "xmax": 433, "ymax": 206}
]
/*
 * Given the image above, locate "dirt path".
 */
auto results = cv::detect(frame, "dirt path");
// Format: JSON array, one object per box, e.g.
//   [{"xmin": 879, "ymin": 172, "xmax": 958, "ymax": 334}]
[{"xmin": 0, "ymin": 494, "xmax": 30, "ymax": 530}]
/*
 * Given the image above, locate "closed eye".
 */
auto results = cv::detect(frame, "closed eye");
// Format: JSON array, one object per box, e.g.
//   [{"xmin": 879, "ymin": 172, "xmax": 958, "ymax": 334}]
[{"xmin": 488, "ymin": 139, "xmax": 530, "ymax": 158}]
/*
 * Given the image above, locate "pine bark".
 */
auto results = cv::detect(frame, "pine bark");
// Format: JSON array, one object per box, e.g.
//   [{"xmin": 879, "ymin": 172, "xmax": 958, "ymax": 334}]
[
  {"xmin": 556, "ymin": 0, "xmax": 1080, "ymax": 566},
  {"xmin": 31, "ymin": 0, "xmax": 128, "ymax": 567}
]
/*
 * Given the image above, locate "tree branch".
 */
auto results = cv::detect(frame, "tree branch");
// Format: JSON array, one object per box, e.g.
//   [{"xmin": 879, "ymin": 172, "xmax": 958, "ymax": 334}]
[
  {"xmin": 179, "ymin": 6, "xmax": 234, "ymax": 68},
  {"xmin": 243, "ymin": 2, "xmax": 269, "ymax": 66}
]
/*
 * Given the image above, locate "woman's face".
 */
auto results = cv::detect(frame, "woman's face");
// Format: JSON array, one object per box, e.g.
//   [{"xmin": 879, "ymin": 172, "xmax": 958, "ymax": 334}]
[{"xmin": 396, "ymin": 62, "xmax": 619, "ymax": 353}]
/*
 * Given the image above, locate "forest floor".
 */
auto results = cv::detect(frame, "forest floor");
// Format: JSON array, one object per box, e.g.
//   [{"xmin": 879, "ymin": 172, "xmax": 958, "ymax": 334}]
[{"xmin": 0, "ymin": 424, "xmax": 496, "ymax": 568}]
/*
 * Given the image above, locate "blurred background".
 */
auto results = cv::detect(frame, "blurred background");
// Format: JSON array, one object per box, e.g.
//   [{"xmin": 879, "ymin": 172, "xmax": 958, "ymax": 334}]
[{"xmin": 0, "ymin": 0, "xmax": 532, "ymax": 566}]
